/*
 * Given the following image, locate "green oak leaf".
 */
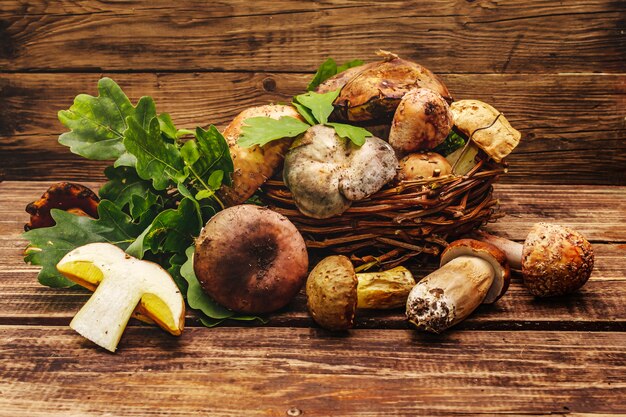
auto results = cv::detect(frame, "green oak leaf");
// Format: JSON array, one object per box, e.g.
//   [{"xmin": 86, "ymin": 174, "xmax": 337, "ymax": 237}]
[
  {"xmin": 158, "ymin": 113, "xmax": 194, "ymax": 141},
  {"xmin": 126, "ymin": 197, "xmax": 202, "ymax": 259},
  {"xmin": 306, "ymin": 58, "xmax": 363, "ymax": 91},
  {"xmin": 293, "ymin": 89, "xmax": 341, "ymax": 125},
  {"xmin": 123, "ymin": 116, "xmax": 186, "ymax": 190},
  {"xmin": 238, "ymin": 116, "xmax": 310, "ymax": 148},
  {"xmin": 327, "ymin": 122, "xmax": 372, "ymax": 147},
  {"xmin": 58, "ymin": 78, "xmax": 156, "ymax": 160},
  {"xmin": 192, "ymin": 126, "xmax": 234, "ymax": 187},
  {"xmin": 99, "ymin": 165, "xmax": 158, "ymax": 209},
  {"xmin": 23, "ymin": 201, "xmax": 141, "ymax": 287}
]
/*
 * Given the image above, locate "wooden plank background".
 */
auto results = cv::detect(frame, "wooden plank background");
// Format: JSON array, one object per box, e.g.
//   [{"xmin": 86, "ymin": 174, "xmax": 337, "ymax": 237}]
[{"xmin": 1, "ymin": 1, "xmax": 625, "ymax": 415}]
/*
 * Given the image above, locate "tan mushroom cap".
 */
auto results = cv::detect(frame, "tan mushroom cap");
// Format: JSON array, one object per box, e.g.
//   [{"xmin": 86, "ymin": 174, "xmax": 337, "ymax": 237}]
[
  {"xmin": 450, "ymin": 99, "xmax": 521, "ymax": 163},
  {"xmin": 396, "ymin": 152, "xmax": 453, "ymax": 182},
  {"xmin": 440, "ymin": 239, "xmax": 511, "ymax": 304},
  {"xmin": 522, "ymin": 222, "xmax": 594, "ymax": 297},
  {"xmin": 306, "ymin": 255, "xmax": 358, "ymax": 331}
]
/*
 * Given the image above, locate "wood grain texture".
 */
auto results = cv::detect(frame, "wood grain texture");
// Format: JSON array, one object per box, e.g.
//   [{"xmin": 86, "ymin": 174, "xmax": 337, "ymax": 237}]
[
  {"xmin": 1, "ymin": 0, "xmax": 625, "ymax": 73},
  {"xmin": 1, "ymin": 72, "xmax": 624, "ymax": 183},
  {"xmin": 1, "ymin": 326, "xmax": 625, "ymax": 416},
  {"xmin": 2, "ymin": 181, "xmax": 625, "ymax": 330}
]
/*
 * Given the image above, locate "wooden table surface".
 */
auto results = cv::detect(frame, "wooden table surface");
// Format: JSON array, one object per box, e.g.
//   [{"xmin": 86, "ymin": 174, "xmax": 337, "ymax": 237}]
[{"xmin": 1, "ymin": 1, "xmax": 625, "ymax": 415}]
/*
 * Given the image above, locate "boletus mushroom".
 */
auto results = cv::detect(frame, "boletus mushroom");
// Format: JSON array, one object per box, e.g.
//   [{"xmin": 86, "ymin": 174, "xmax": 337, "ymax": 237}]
[
  {"xmin": 319, "ymin": 50, "xmax": 452, "ymax": 123},
  {"xmin": 57, "ymin": 243, "xmax": 185, "ymax": 352},
  {"xmin": 25, "ymin": 182, "xmax": 100, "ymax": 230},
  {"xmin": 306, "ymin": 255, "xmax": 415, "ymax": 331},
  {"xmin": 406, "ymin": 239, "xmax": 510, "ymax": 333},
  {"xmin": 395, "ymin": 152, "xmax": 453, "ymax": 182},
  {"xmin": 388, "ymin": 88, "xmax": 454, "ymax": 154},
  {"xmin": 473, "ymin": 223, "xmax": 594, "ymax": 297},
  {"xmin": 217, "ymin": 104, "xmax": 303, "ymax": 206},
  {"xmin": 283, "ymin": 124, "xmax": 398, "ymax": 219},
  {"xmin": 194, "ymin": 204, "xmax": 308, "ymax": 314}
]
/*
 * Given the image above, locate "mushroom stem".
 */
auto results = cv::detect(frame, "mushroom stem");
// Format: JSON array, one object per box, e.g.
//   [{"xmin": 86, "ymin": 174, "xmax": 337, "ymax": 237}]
[
  {"xmin": 472, "ymin": 230, "xmax": 523, "ymax": 270},
  {"xmin": 356, "ymin": 266, "xmax": 415, "ymax": 309},
  {"xmin": 406, "ymin": 256, "xmax": 495, "ymax": 333}
]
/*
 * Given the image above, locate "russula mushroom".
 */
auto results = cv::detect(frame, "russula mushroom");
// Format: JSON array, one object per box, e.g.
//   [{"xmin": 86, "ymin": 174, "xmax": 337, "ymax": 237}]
[
  {"xmin": 194, "ymin": 204, "xmax": 308, "ymax": 314},
  {"xmin": 450, "ymin": 99, "xmax": 521, "ymax": 163},
  {"xmin": 388, "ymin": 88, "xmax": 454, "ymax": 154},
  {"xmin": 283, "ymin": 124, "xmax": 398, "ymax": 219},
  {"xmin": 406, "ymin": 239, "xmax": 510, "ymax": 333},
  {"xmin": 217, "ymin": 104, "xmax": 303, "ymax": 206},
  {"xmin": 306, "ymin": 255, "xmax": 415, "ymax": 331},
  {"xmin": 25, "ymin": 182, "xmax": 100, "ymax": 230},
  {"xmin": 395, "ymin": 152, "xmax": 453, "ymax": 182},
  {"xmin": 473, "ymin": 223, "xmax": 594, "ymax": 297},
  {"xmin": 57, "ymin": 243, "xmax": 185, "ymax": 352}
]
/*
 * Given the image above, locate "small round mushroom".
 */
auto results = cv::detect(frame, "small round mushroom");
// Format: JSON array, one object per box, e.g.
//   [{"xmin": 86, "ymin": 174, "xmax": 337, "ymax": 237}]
[
  {"xmin": 306, "ymin": 255, "xmax": 415, "ymax": 331},
  {"xmin": 283, "ymin": 125, "xmax": 398, "ymax": 219},
  {"xmin": 395, "ymin": 152, "xmax": 453, "ymax": 182},
  {"xmin": 406, "ymin": 239, "xmax": 510, "ymax": 333},
  {"xmin": 473, "ymin": 223, "xmax": 594, "ymax": 297},
  {"xmin": 194, "ymin": 204, "xmax": 309, "ymax": 314},
  {"xmin": 388, "ymin": 88, "xmax": 454, "ymax": 154}
]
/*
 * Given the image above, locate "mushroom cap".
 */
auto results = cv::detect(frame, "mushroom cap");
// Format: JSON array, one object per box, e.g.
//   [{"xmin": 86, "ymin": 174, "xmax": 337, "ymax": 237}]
[
  {"xmin": 25, "ymin": 182, "xmax": 100, "ymax": 230},
  {"xmin": 396, "ymin": 152, "xmax": 453, "ymax": 182},
  {"xmin": 283, "ymin": 124, "xmax": 398, "ymax": 219},
  {"xmin": 450, "ymin": 100, "xmax": 521, "ymax": 163},
  {"xmin": 217, "ymin": 104, "xmax": 302, "ymax": 206},
  {"xmin": 388, "ymin": 88, "xmax": 454, "ymax": 154},
  {"xmin": 521, "ymin": 222, "xmax": 594, "ymax": 297},
  {"xmin": 306, "ymin": 255, "xmax": 358, "ymax": 331},
  {"xmin": 440, "ymin": 239, "xmax": 511, "ymax": 304},
  {"xmin": 194, "ymin": 205, "xmax": 309, "ymax": 314}
]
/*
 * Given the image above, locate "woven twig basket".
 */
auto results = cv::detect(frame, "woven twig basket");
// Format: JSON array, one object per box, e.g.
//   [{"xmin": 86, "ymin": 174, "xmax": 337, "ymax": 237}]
[{"xmin": 262, "ymin": 157, "xmax": 507, "ymax": 270}]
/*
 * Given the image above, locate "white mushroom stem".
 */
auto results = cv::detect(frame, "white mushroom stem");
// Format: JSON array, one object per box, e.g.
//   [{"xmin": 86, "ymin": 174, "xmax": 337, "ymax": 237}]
[
  {"xmin": 472, "ymin": 230, "xmax": 523, "ymax": 270},
  {"xmin": 406, "ymin": 256, "xmax": 495, "ymax": 333},
  {"xmin": 356, "ymin": 266, "xmax": 415, "ymax": 309}
]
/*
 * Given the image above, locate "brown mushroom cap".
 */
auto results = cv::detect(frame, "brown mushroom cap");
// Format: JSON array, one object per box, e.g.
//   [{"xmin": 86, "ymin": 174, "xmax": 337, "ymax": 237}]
[
  {"xmin": 521, "ymin": 222, "xmax": 594, "ymax": 297},
  {"xmin": 25, "ymin": 182, "xmax": 100, "ymax": 231},
  {"xmin": 440, "ymin": 239, "xmax": 511, "ymax": 304},
  {"xmin": 194, "ymin": 205, "xmax": 309, "ymax": 314},
  {"xmin": 396, "ymin": 152, "xmax": 453, "ymax": 182},
  {"xmin": 306, "ymin": 255, "xmax": 358, "ymax": 331}
]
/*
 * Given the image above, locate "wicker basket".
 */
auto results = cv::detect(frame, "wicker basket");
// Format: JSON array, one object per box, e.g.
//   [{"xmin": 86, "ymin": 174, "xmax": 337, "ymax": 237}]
[{"xmin": 262, "ymin": 157, "xmax": 507, "ymax": 271}]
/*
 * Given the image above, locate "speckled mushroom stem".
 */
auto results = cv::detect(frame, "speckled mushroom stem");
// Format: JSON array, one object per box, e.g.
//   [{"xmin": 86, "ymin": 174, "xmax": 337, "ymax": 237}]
[{"xmin": 471, "ymin": 230, "xmax": 523, "ymax": 270}]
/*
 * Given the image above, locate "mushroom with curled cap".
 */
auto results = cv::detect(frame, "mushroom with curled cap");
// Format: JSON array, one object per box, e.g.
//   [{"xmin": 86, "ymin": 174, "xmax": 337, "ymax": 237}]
[
  {"xmin": 406, "ymin": 239, "xmax": 510, "ymax": 333},
  {"xmin": 283, "ymin": 124, "xmax": 398, "ymax": 219},
  {"xmin": 194, "ymin": 204, "xmax": 309, "ymax": 314},
  {"xmin": 472, "ymin": 222, "xmax": 594, "ymax": 297},
  {"xmin": 450, "ymin": 99, "xmax": 521, "ymax": 163},
  {"xmin": 306, "ymin": 255, "xmax": 415, "ymax": 331},
  {"xmin": 25, "ymin": 182, "xmax": 100, "ymax": 231}
]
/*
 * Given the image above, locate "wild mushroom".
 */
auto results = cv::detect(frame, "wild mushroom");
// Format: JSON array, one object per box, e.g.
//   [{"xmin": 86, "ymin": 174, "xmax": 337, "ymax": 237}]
[
  {"xmin": 25, "ymin": 182, "xmax": 100, "ymax": 230},
  {"xmin": 473, "ymin": 223, "xmax": 594, "ymax": 297},
  {"xmin": 395, "ymin": 152, "xmax": 453, "ymax": 182},
  {"xmin": 283, "ymin": 124, "xmax": 398, "ymax": 219},
  {"xmin": 194, "ymin": 204, "xmax": 309, "ymax": 314},
  {"xmin": 450, "ymin": 99, "xmax": 521, "ymax": 163},
  {"xmin": 217, "ymin": 104, "xmax": 304, "ymax": 206},
  {"xmin": 57, "ymin": 243, "xmax": 185, "ymax": 352},
  {"xmin": 388, "ymin": 88, "xmax": 454, "ymax": 154},
  {"xmin": 323, "ymin": 50, "xmax": 452, "ymax": 123},
  {"xmin": 306, "ymin": 255, "xmax": 415, "ymax": 330},
  {"xmin": 406, "ymin": 239, "xmax": 510, "ymax": 333}
]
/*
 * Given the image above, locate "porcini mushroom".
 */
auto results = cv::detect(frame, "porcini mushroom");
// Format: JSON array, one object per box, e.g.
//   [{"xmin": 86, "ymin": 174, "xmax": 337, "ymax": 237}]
[
  {"xmin": 395, "ymin": 152, "xmax": 453, "ymax": 182},
  {"xmin": 25, "ymin": 182, "xmax": 100, "ymax": 230},
  {"xmin": 283, "ymin": 124, "xmax": 398, "ymax": 219},
  {"xmin": 450, "ymin": 100, "xmax": 521, "ymax": 163},
  {"xmin": 57, "ymin": 243, "xmax": 185, "ymax": 352},
  {"xmin": 194, "ymin": 204, "xmax": 308, "ymax": 314},
  {"xmin": 306, "ymin": 255, "xmax": 415, "ymax": 331},
  {"xmin": 406, "ymin": 239, "xmax": 510, "ymax": 333},
  {"xmin": 388, "ymin": 88, "xmax": 454, "ymax": 154},
  {"xmin": 473, "ymin": 223, "xmax": 594, "ymax": 297},
  {"xmin": 217, "ymin": 104, "xmax": 304, "ymax": 206}
]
